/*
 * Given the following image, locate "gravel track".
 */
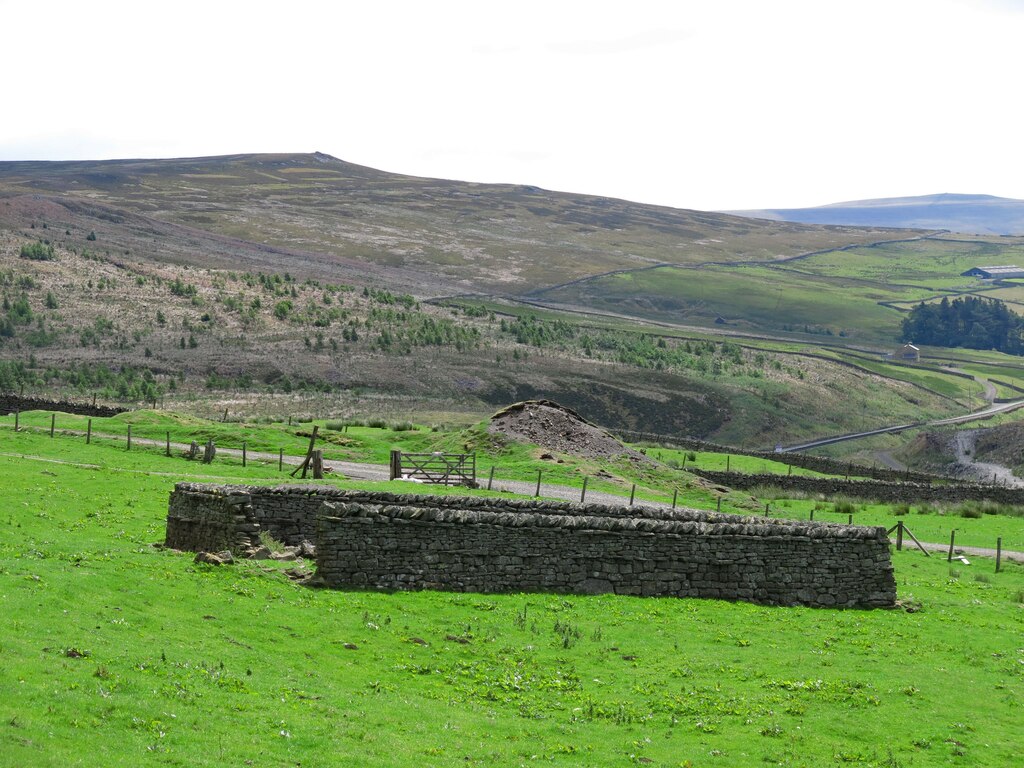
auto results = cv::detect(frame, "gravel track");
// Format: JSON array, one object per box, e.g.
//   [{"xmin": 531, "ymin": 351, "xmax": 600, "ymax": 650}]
[{"xmin": 7, "ymin": 426, "xmax": 1023, "ymax": 564}]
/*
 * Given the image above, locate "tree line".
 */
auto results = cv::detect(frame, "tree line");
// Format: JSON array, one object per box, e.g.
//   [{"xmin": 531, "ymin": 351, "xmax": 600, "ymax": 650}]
[{"xmin": 901, "ymin": 296, "xmax": 1024, "ymax": 354}]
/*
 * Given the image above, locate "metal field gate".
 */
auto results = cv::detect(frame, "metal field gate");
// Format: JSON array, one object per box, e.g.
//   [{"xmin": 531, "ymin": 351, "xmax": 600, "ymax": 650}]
[{"xmin": 389, "ymin": 450, "xmax": 477, "ymax": 487}]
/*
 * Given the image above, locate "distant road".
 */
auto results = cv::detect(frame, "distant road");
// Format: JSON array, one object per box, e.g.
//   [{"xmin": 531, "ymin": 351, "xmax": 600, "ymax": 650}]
[{"xmin": 780, "ymin": 398, "xmax": 1024, "ymax": 453}]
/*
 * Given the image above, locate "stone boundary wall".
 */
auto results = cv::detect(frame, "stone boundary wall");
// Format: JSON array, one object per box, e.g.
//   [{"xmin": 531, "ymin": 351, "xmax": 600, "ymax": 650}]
[
  {"xmin": 689, "ymin": 469, "xmax": 1024, "ymax": 505},
  {"xmin": 613, "ymin": 430, "xmax": 944, "ymax": 484},
  {"xmin": 167, "ymin": 483, "xmax": 897, "ymax": 608},
  {"xmin": 0, "ymin": 394, "xmax": 126, "ymax": 418}
]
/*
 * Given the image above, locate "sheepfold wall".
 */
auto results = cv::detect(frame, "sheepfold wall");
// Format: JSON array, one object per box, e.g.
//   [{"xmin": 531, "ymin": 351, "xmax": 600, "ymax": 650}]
[{"xmin": 167, "ymin": 483, "xmax": 897, "ymax": 608}]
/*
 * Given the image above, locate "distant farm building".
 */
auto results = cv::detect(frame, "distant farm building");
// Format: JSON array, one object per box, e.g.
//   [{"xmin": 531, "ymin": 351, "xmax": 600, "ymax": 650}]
[
  {"xmin": 961, "ymin": 265, "xmax": 1024, "ymax": 279},
  {"xmin": 895, "ymin": 343, "xmax": 920, "ymax": 362}
]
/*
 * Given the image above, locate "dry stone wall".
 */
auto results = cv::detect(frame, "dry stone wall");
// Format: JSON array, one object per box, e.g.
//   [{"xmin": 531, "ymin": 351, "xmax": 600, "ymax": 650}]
[
  {"xmin": 167, "ymin": 483, "xmax": 897, "ymax": 608},
  {"xmin": 0, "ymin": 394, "xmax": 126, "ymax": 417},
  {"xmin": 690, "ymin": 469, "xmax": 1024, "ymax": 505},
  {"xmin": 614, "ymin": 430, "xmax": 943, "ymax": 484}
]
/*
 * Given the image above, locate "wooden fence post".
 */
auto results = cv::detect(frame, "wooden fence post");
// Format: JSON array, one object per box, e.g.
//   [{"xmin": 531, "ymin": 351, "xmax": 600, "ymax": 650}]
[
  {"xmin": 389, "ymin": 450, "xmax": 401, "ymax": 481},
  {"xmin": 291, "ymin": 425, "xmax": 319, "ymax": 479},
  {"xmin": 535, "ymin": 469, "xmax": 542, "ymax": 498},
  {"xmin": 629, "ymin": 484, "xmax": 636, "ymax": 506},
  {"xmin": 996, "ymin": 538, "xmax": 1002, "ymax": 573},
  {"xmin": 580, "ymin": 476, "xmax": 588, "ymax": 504},
  {"xmin": 765, "ymin": 503, "xmax": 770, "ymax": 517},
  {"xmin": 242, "ymin": 442, "xmax": 247, "ymax": 467},
  {"xmin": 726, "ymin": 455, "xmax": 730, "ymax": 472},
  {"xmin": 86, "ymin": 419, "xmax": 92, "ymax": 444},
  {"xmin": 311, "ymin": 450, "xmax": 324, "ymax": 480},
  {"xmin": 947, "ymin": 530, "xmax": 956, "ymax": 562},
  {"xmin": 672, "ymin": 488, "xmax": 677, "ymax": 510},
  {"xmin": 279, "ymin": 448, "xmax": 284, "ymax": 471},
  {"xmin": 716, "ymin": 497, "xmax": 721, "ymax": 513},
  {"xmin": 166, "ymin": 431, "xmax": 171, "ymax": 457},
  {"xmin": 896, "ymin": 520, "xmax": 904, "ymax": 551},
  {"xmin": 487, "ymin": 466, "xmax": 495, "ymax": 491},
  {"xmin": 14, "ymin": 410, "xmax": 18, "ymax": 432},
  {"xmin": 127, "ymin": 424, "xmax": 131, "ymax": 451},
  {"xmin": 809, "ymin": 508, "xmax": 814, "ymax": 521},
  {"xmin": 50, "ymin": 413, "xmax": 55, "ymax": 438}
]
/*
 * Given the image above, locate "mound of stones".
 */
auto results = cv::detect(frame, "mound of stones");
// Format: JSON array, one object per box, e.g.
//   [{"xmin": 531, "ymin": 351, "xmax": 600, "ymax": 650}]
[
  {"xmin": 192, "ymin": 539, "xmax": 316, "ymax": 566},
  {"xmin": 487, "ymin": 399, "xmax": 647, "ymax": 461}
]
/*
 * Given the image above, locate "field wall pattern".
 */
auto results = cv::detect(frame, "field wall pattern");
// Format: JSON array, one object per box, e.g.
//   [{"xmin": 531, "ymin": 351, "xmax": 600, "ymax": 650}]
[{"xmin": 689, "ymin": 469, "xmax": 1024, "ymax": 505}]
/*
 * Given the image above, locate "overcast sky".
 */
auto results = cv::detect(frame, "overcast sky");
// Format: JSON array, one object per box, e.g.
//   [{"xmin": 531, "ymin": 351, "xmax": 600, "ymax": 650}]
[{"xmin": 2, "ymin": 0, "xmax": 1022, "ymax": 210}]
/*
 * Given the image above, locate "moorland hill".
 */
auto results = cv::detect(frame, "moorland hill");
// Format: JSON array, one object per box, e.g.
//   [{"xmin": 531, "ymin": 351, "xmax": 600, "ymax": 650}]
[
  {"xmin": 0, "ymin": 152, "xmax": 913, "ymax": 296},
  {"xmin": 732, "ymin": 192, "xmax": 1024, "ymax": 236}
]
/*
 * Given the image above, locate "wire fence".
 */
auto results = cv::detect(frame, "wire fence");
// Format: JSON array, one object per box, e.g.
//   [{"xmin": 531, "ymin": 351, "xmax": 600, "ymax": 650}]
[{"xmin": 3, "ymin": 409, "xmax": 1021, "ymax": 566}]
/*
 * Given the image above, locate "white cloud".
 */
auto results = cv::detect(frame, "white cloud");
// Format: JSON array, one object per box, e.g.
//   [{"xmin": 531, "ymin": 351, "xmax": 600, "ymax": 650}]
[{"xmin": 1, "ymin": 0, "xmax": 1022, "ymax": 210}]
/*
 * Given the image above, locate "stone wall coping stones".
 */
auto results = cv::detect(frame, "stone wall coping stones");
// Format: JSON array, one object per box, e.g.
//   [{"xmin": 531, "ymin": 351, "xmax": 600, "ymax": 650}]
[
  {"xmin": 322, "ymin": 500, "xmax": 888, "ymax": 541},
  {"xmin": 173, "ymin": 482, "xmax": 883, "ymax": 540}
]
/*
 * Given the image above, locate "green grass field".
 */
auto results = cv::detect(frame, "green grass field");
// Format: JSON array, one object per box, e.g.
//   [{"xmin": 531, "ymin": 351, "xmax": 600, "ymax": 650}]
[
  {"xmin": 0, "ymin": 412, "xmax": 733, "ymax": 513},
  {"xmin": 547, "ymin": 264, "xmax": 920, "ymax": 341},
  {"xmin": 2, "ymin": 422, "xmax": 1023, "ymax": 767},
  {"xmin": 537, "ymin": 238, "xmax": 1024, "ymax": 350}
]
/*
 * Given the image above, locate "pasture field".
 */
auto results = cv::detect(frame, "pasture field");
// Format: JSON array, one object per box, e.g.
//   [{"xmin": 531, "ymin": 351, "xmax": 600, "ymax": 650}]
[
  {"xmin": 780, "ymin": 239, "xmax": 1006, "ymax": 288},
  {"xmin": 537, "ymin": 237, "xmax": 1024, "ymax": 349},
  {"xmin": 641, "ymin": 448, "xmax": 836, "ymax": 478},
  {"xmin": 761, "ymin": 497, "xmax": 1024, "ymax": 553},
  {"xmin": 0, "ymin": 413, "xmax": 736, "ymax": 514},
  {"xmin": 545, "ymin": 265, "xmax": 918, "ymax": 341},
  {"xmin": 970, "ymin": 283, "xmax": 1024, "ymax": 307},
  {"xmin": 8, "ymin": 411, "xmax": 1024, "ymax": 549},
  {"xmin": 1, "ymin": 426, "xmax": 1023, "ymax": 767}
]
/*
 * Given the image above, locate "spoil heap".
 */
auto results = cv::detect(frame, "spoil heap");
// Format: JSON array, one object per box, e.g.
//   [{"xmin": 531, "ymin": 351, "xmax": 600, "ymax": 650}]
[{"xmin": 487, "ymin": 400, "xmax": 646, "ymax": 461}]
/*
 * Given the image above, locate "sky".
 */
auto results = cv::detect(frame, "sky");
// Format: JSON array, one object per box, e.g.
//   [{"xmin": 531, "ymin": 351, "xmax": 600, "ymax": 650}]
[{"xmin": 2, "ymin": 0, "xmax": 1023, "ymax": 211}]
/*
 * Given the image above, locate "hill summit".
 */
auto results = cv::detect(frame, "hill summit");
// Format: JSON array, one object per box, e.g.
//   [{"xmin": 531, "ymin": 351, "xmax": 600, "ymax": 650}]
[{"xmin": 730, "ymin": 192, "xmax": 1024, "ymax": 235}]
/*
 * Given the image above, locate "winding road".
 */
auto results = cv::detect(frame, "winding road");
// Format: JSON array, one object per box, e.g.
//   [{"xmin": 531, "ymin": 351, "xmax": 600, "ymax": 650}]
[{"xmin": 779, "ymin": 397, "xmax": 1024, "ymax": 453}]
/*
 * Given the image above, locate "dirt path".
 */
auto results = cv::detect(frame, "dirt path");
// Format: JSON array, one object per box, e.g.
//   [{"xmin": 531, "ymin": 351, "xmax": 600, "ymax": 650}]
[
  {"xmin": 7, "ymin": 426, "xmax": 1023, "ymax": 564},
  {"xmin": 905, "ymin": 538, "xmax": 1023, "ymax": 565},
  {"xmin": 950, "ymin": 430, "xmax": 1024, "ymax": 488},
  {"xmin": 940, "ymin": 367, "xmax": 997, "ymax": 403},
  {"xmin": 872, "ymin": 451, "xmax": 907, "ymax": 471}
]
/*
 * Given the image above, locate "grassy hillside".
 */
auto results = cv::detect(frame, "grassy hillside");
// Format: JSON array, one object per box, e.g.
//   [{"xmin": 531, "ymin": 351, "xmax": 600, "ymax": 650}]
[
  {"xmin": 5, "ymin": 152, "xmax": 1024, "ymax": 452},
  {"xmin": 1, "ymin": 232, "xmax": 975, "ymax": 447},
  {"xmin": 1, "ymin": 424, "xmax": 1023, "ymax": 767},
  {"xmin": 536, "ymin": 237, "xmax": 1024, "ymax": 343}
]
